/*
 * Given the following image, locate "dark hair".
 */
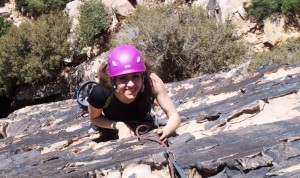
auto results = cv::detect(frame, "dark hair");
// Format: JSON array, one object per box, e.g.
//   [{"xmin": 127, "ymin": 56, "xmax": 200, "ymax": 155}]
[
  {"xmin": 98, "ymin": 61, "xmax": 113, "ymax": 90},
  {"xmin": 141, "ymin": 63, "xmax": 154, "ymax": 107}
]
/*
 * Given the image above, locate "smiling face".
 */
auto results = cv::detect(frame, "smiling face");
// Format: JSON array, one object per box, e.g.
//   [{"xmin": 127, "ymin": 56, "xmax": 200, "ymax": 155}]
[{"xmin": 114, "ymin": 72, "xmax": 143, "ymax": 104}]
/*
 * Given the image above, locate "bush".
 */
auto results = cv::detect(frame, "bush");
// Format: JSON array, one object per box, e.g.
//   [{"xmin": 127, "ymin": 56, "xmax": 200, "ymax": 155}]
[
  {"xmin": 282, "ymin": 0, "xmax": 300, "ymax": 16},
  {"xmin": 246, "ymin": 0, "xmax": 300, "ymax": 21},
  {"xmin": 0, "ymin": 16, "xmax": 12, "ymax": 37},
  {"xmin": 249, "ymin": 38, "xmax": 300, "ymax": 70},
  {"xmin": 0, "ymin": 11, "xmax": 70, "ymax": 96},
  {"xmin": 0, "ymin": 0, "xmax": 8, "ymax": 6},
  {"xmin": 111, "ymin": 5, "xmax": 248, "ymax": 82},
  {"xmin": 76, "ymin": 0, "xmax": 112, "ymax": 51},
  {"xmin": 15, "ymin": 0, "xmax": 26, "ymax": 11},
  {"xmin": 15, "ymin": 0, "xmax": 67, "ymax": 17},
  {"xmin": 246, "ymin": 0, "xmax": 281, "ymax": 22}
]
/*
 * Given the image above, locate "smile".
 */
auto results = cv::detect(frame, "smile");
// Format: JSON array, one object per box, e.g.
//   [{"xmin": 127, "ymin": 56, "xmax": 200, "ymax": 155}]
[{"xmin": 127, "ymin": 88, "xmax": 137, "ymax": 93}]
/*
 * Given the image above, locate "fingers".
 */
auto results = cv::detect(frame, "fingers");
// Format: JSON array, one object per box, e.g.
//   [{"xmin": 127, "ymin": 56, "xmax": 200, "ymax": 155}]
[
  {"xmin": 153, "ymin": 128, "xmax": 168, "ymax": 141},
  {"xmin": 119, "ymin": 130, "xmax": 134, "ymax": 138},
  {"xmin": 161, "ymin": 137, "xmax": 168, "ymax": 143},
  {"xmin": 118, "ymin": 130, "xmax": 132, "ymax": 139},
  {"xmin": 153, "ymin": 128, "xmax": 162, "ymax": 134},
  {"xmin": 117, "ymin": 123, "xmax": 135, "ymax": 139}
]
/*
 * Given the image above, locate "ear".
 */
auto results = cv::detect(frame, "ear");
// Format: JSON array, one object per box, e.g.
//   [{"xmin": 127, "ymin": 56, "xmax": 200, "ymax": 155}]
[
  {"xmin": 113, "ymin": 85, "xmax": 119, "ymax": 93},
  {"xmin": 112, "ymin": 78, "xmax": 119, "ymax": 92}
]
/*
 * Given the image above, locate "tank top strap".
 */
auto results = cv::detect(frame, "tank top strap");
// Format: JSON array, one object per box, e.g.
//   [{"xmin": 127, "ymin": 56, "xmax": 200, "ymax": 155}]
[{"xmin": 103, "ymin": 92, "xmax": 114, "ymax": 109}]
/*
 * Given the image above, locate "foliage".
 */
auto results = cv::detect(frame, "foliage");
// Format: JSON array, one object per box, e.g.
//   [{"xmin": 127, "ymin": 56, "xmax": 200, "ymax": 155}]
[
  {"xmin": 76, "ymin": 0, "xmax": 112, "ymax": 51},
  {"xmin": 0, "ymin": 11, "xmax": 70, "ymax": 96},
  {"xmin": 111, "ymin": 5, "xmax": 248, "ymax": 82},
  {"xmin": 0, "ymin": 0, "xmax": 9, "ymax": 6},
  {"xmin": 249, "ymin": 38, "xmax": 300, "ymax": 70},
  {"xmin": 246, "ymin": 0, "xmax": 300, "ymax": 21},
  {"xmin": 282, "ymin": 0, "xmax": 300, "ymax": 16},
  {"xmin": 15, "ymin": 0, "xmax": 68, "ymax": 17},
  {"xmin": 0, "ymin": 16, "xmax": 12, "ymax": 37}
]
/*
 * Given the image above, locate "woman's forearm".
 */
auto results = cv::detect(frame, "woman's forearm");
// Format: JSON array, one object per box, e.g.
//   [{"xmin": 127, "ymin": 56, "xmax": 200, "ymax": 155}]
[
  {"xmin": 90, "ymin": 116, "xmax": 135, "ymax": 138},
  {"xmin": 163, "ymin": 113, "xmax": 181, "ymax": 135},
  {"xmin": 90, "ymin": 115, "xmax": 115, "ymax": 130}
]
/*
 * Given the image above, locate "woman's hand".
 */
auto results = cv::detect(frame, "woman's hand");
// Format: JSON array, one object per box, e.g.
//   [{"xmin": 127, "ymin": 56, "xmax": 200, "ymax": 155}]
[
  {"xmin": 153, "ymin": 127, "xmax": 170, "ymax": 142},
  {"xmin": 115, "ymin": 122, "xmax": 135, "ymax": 139}
]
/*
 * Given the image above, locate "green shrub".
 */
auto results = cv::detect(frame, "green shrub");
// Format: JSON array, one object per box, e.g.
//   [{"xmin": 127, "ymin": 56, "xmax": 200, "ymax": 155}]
[
  {"xmin": 0, "ymin": 11, "xmax": 70, "ymax": 96},
  {"xmin": 76, "ymin": 0, "xmax": 112, "ymax": 51},
  {"xmin": 282, "ymin": 0, "xmax": 300, "ymax": 16},
  {"xmin": 246, "ymin": 0, "xmax": 300, "ymax": 21},
  {"xmin": 246, "ymin": 0, "xmax": 281, "ymax": 22},
  {"xmin": 111, "ymin": 5, "xmax": 248, "ymax": 82},
  {"xmin": 15, "ymin": 0, "xmax": 67, "ymax": 17},
  {"xmin": 15, "ymin": 0, "xmax": 26, "ymax": 11},
  {"xmin": 0, "ymin": 0, "xmax": 8, "ymax": 6},
  {"xmin": 26, "ymin": 0, "xmax": 47, "ymax": 16},
  {"xmin": 249, "ymin": 38, "xmax": 300, "ymax": 70},
  {"xmin": 0, "ymin": 16, "xmax": 12, "ymax": 37}
]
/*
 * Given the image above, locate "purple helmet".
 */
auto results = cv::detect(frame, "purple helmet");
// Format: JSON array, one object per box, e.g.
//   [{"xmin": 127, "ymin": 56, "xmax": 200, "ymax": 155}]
[{"xmin": 107, "ymin": 45, "xmax": 146, "ymax": 77}]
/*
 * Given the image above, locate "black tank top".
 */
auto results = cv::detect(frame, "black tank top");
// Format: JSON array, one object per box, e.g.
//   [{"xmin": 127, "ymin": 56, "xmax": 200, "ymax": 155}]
[{"xmin": 87, "ymin": 84, "xmax": 152, "ymax": 122}]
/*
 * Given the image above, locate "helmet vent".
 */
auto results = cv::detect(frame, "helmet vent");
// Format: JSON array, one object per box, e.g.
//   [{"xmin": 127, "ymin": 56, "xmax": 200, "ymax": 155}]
[
  {"xmin": 137, "ymin": 56, "xmax": 141, "ymax": 63},
  {"xmin": 125, "ymin": 65, "xmax": 131, "ymax": 69},
  {"xmin": 112, "ymin": 61, "xmax": 117, "ymax": 67}
]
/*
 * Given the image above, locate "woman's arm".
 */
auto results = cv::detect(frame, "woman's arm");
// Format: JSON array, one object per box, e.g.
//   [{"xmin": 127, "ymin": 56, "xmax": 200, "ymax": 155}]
[
  {"xmin": 88, "ymin": 105, "xmax": 113, "ymax": 129},
  {"xmin": 88, "ymin": 105, "xmax": 135, "ymax": 138},
  {"xmin": 150, "ymin": 73, "xmax": 181, "ymax": 141}
]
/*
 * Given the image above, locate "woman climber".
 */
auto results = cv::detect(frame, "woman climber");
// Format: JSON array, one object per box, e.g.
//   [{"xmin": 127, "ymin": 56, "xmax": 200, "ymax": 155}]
[{"xmin": 88, "ymin": 45, "xmax": 181, "ymax": 142}]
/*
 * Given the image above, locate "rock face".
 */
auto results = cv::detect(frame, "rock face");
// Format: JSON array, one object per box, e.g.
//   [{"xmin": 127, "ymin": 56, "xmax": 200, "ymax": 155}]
[
  {"xmin": 264, "ymin": 16, "xmax": 300, "ymax": 46},
  {"xmin": 1, "ymin": 0, "xmax": 299, "ymax": 116},
  {"xmin": 1, "ymin": 64, "xmax": 300, "ymax": 177}
]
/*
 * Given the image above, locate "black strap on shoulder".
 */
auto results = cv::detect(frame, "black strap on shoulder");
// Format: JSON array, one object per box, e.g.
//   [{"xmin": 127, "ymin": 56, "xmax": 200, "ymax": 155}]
[{"xmin": 103, "ymin": 92, "xmax": 114, "ymax": 109}]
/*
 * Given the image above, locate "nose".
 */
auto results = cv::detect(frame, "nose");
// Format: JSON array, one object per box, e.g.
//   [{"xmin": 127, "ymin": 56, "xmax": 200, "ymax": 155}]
[{"xmin": 127, "ymin": 80, "xmax": 135, "ymax": 87}]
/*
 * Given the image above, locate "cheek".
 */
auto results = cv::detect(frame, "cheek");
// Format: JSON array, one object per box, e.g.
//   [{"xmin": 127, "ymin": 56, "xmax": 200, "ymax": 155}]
[
  {"xmin": 116, "ymin": 83, "xmax": 125, "ymax": 90},
  {"xmin": 137, "ymin": 79, "xmax": 143, "ymax": 88}
]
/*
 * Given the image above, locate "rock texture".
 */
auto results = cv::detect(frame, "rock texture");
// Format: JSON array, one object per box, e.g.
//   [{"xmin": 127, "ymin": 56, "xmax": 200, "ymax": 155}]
[
  {"xmin": 1, "ymin": 0, "xmax": 299, "ymax": 113},
  {"xmin": 1, "ymin": 63, "xmax": 300, "ymax": 178}
]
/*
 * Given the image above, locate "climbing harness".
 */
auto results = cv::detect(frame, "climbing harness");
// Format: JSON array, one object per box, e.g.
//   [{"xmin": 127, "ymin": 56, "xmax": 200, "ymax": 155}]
[{"xmin": 135, "ymin": 125, "xmax": 186, "ymax": 178}]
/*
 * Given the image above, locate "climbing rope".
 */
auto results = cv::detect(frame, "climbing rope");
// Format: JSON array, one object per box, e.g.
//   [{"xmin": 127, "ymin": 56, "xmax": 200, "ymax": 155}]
[{"xmin": 135, "ymin": 125, "xmax": 186, "ymax": 178}]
